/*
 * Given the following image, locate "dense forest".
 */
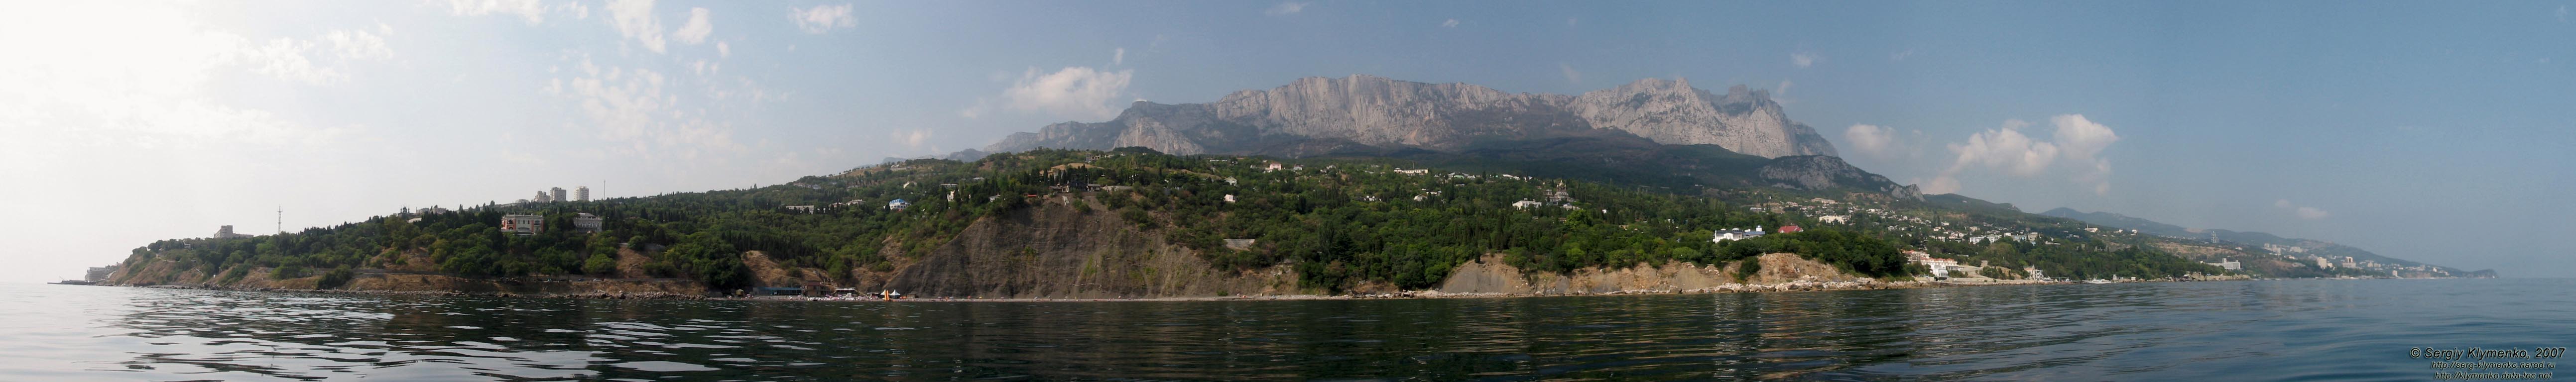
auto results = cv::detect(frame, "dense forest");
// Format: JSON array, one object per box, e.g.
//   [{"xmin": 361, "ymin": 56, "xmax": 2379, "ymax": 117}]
[{"xmin": 115, "ymin": 147, "xmax": 2222, "ymax": 293}]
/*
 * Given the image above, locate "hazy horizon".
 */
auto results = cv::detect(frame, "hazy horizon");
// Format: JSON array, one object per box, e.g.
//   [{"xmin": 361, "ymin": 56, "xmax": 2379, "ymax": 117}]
[{"xmin": 3, "ymin": 0, "xmax": 2570, "ymax": 282}]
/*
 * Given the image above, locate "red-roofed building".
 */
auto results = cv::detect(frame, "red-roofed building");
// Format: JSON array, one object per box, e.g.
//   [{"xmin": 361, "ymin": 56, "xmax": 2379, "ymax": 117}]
[{"xmin": 1777, "ymin": 225, "xmax": 1803, "ymax": 233}]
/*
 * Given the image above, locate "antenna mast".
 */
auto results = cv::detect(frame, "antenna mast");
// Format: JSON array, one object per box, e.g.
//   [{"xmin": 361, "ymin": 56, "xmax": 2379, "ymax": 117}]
[{"xmin": 276, "ymin": 206, "xmax": 283, "ymax": 233}]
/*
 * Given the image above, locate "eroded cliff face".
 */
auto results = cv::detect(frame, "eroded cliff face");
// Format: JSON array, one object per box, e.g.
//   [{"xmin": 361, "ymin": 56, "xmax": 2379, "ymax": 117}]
[
  {"xmin": 984, "ymin": 75, "xmax": 1837, "ymax": 158},
  {"xmin": 858, "ymin": 195, "xmax": 1302, "ymax": 298}
]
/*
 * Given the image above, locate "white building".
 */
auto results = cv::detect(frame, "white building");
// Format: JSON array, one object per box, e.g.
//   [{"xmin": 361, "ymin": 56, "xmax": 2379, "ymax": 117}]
[
  {"xmin": 551, "ymin": 188, "xmax": 568, "ymax": 203},
  {"xmin": 1713, "ymin": 226, "xmax": 1766, "ymax": 242},
  {"xmin": 2024, "ymin": 266, "xmax": 2047, "ymax": 280},
  {"xmin": 1393, "ymin": 169, "xmax": 1429, "ymax": 175},
  {"xmin": 575, "ymin": 186, "xmax": 591, "ymax": 201},
  {"xmin": 2205, "ymin": 258, "xmax": 2241, "ymax": 271},
  {"xmin": 1819, "ymin": 215, "xmax": 1850, "ymax": 224},
  {"xmin": 573, "ymin": 213, "xmax": 604, "ymax": 233},
  {"xmin": 1512, "ymin": 200, "xmax": 1543, "ymax": 209},
  {"xmin": 887, "ymin": 199, "xmax": 911, "ymax": 211},
  {"xmin": 1906, "ymin": 251, "xmax": 1966, "ymax": 278}
]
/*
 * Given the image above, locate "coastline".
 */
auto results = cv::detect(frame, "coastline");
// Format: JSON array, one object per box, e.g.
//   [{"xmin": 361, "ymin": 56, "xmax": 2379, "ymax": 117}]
[{"xmin": 103, "ymin": 276, "xmax": 2250, "ymax": 303}]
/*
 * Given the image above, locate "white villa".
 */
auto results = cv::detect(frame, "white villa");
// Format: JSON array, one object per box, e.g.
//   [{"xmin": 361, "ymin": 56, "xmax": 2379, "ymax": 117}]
[{"xmin": 1712, "ymin": 226, "xmax": 1767, "ymax": 242}]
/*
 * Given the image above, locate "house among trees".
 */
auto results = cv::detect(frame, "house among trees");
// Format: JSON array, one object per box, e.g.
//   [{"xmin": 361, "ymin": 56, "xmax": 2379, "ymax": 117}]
[
  {"xmin": 1512, "ymin": 200, "xmax": 1543, "ymax": 209},
  {"xmin": 573, "ymin": 213, "xmax": 604, "ymax": 233},
  {"xmin": 499, "ymin": 214, "xmax": 544, "ymax": 235},
  {"xmin": 1712, "ymin": 226, "xmax": 1766, "ymax": 242},
  {"xmin": 887, "ymin": 199, "xmax": 911, "ymax": 210}
]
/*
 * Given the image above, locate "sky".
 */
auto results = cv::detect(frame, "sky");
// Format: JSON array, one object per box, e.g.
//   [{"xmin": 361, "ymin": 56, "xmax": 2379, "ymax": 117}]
[{"xmin": 1, "ymin": 0, "xmax": 2571, "ymax": 282}]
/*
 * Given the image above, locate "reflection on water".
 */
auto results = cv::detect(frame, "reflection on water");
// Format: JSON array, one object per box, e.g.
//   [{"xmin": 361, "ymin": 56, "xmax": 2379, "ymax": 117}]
[{"xmin": 0, "ymin": 278, "xmax": 2565, "ymax": 381}]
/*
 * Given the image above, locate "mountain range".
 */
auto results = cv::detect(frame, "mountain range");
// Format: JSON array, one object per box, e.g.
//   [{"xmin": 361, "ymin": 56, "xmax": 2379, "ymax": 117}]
[
  {"xmin": 973, "ymin": 75, "xmax": 1917, "ymax": 199},
  {"xmin": 983, "ymin": 75, "xmax": 1837, "ymax": 159}
]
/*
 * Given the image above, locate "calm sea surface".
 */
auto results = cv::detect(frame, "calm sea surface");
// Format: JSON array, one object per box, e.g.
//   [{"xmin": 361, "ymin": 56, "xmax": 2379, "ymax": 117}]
[{"xmin": 0, "ymin": 279, "xmax": 2566, "ymax": 381}]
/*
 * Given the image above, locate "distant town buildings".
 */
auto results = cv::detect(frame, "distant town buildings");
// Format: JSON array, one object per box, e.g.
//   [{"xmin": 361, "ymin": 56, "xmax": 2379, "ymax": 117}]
[
  {"xmin": 887, "ymin": 199, "xmax": 911, "ymax": 211},
  {"xmin": 551, "ymin": 188, "xmax": 568, "ymax": 203},
  {"xmin": 1512, "ymin": 200, "xmax": 1544, "ymax": 209},
  {"xmin": 2315, "ymin": 257, "xmax": 2335, "ymax": 269},
  {"xmin": 1819, "ymin": 215, "xmax": 1850, "ymax": 224},
  {"xmin": 2205, "ymin": 258, "xmax": 2242, "ymax": 271},
  {"xmin": 575, "ymin": 186, "xmax": 591, "ymax": 201},
  {"xmin": 499, "ymin": 214, "xmax": 544, "ymax": 235}
]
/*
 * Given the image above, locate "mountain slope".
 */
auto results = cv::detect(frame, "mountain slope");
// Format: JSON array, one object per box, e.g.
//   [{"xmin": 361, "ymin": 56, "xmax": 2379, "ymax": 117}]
[{"xmin": 984, "ymin": 75, "xmax": 1837, "ymax": 158}]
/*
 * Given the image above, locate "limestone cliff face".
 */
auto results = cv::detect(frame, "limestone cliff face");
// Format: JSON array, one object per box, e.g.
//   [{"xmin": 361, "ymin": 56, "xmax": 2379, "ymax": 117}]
[
  {"xmin": 984, "ymin": 75, "xmax": 1837, "ymax": 158},
  {"xmin": 1568, "ymin": 79, "xmax": 1837, "ymax": 158}
]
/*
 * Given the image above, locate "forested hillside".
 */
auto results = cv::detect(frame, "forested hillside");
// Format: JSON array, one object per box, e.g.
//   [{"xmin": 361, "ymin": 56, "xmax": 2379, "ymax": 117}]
[{"xmin": 109, "ymin": 147, "xmax": 2228, "ymax": 294}]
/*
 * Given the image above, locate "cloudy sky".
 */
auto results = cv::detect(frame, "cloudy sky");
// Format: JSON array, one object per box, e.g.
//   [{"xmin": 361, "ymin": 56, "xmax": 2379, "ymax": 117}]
[{"xmin": 3, "ymin": 0, "xmax": 2571, "ymax": 282}]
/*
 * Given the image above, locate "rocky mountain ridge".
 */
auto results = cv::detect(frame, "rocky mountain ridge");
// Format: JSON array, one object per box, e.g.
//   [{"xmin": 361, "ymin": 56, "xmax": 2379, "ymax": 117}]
[{"xmin": 985, "ymin": 75, "xmax": 1838, "ymax": 159}]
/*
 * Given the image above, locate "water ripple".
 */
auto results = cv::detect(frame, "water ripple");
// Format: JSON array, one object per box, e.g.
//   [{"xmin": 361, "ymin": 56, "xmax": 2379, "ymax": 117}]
[{"xmin": 0, "ymin": 279, "xmax": 2566, "ymax": 380}]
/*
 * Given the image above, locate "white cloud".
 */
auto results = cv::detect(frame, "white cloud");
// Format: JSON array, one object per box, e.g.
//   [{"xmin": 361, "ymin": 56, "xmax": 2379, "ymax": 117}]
[
  {"xmin": 1891, "ymin": 48, "xmax": 1915, "ymax": 61},
  {"xmin": 791, "ymin": 4, "xmax": 856, "ymax": 34},
  {"xmin": 673, "ymin": 7, "xmax": 713, "ymax": 45},
  {"xmin": 2560, "ymin": 5, "xmax": 2569, "ymax": 22},
  {"xmin": 2277, "ymin": 199, "xmax": 2331, "ymax": 219},
  {"xmin": 1792, "ymin": 51, "xmax": 1819, "ymax": 68},
  {"xmin": 717, "ymin": 41, "xmax": 731, "ymax": 58},
  {"xmin": 892, "ymin": 129, "xmax": 933, "ymax": 152},
  {"xmin": 1442, "ymin": 18, "xmax": 1459, "ymax": 28},
  {"xmin": 2050, "ymin": 114, "xmax": 2121, "ymax": 160},
  {"xmin": 549, "ymin": 56, "xmax": 742, "ymax": 160},
  {"xmin": 1111, "ymin": 47, "xmax": 1125, "ymax": 65},
  {"xmin": 1265, "ymin": 1, "xmax": 1309, "ymax": 15},
  {"xmin": 324, "ymin": 24, "xmax": 393, "ymax": 60},
  {"xmin": 245, "ymin": 38, "xmax": 341, "ymax": 84},
  {"xmin": 606, "ymin": 0, "xmax": 666, "ymax": 53},
  {"xmin": 1844, "ymin": 124, "xmax": 1895, "ymax": 157},
  {"xmin": 1559, "ymin": 62, "xmax": 1582, "ymax": 84},
  {"xmin": 1930, "ymin": 114, "xmax": 2123, "ymax": 195},
  {"xmin": 1001, "ymin": 67, "xmax": 1133, "ymax": 119},
  {"xmin": 438, "ymin": 0, "xmax": 548, "ymax": 24}
]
